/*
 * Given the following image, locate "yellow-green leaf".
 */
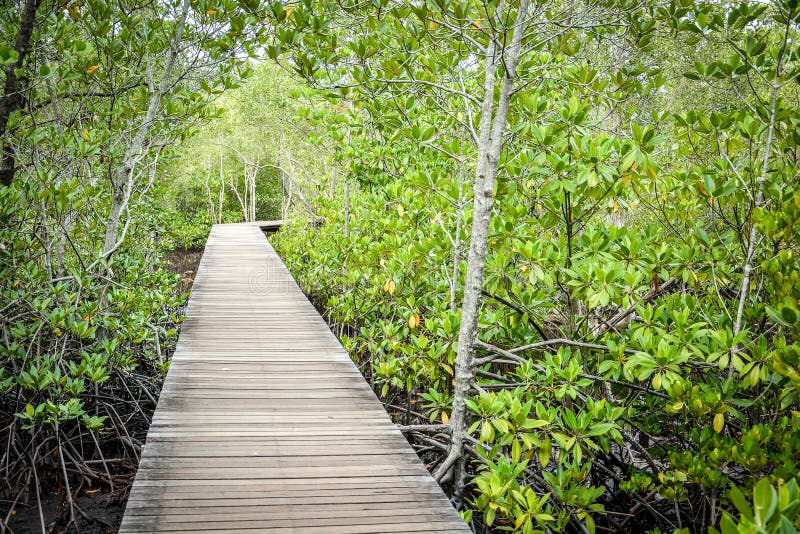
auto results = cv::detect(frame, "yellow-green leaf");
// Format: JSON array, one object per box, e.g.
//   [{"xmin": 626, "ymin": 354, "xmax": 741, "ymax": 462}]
[{"xmin": 713, "ymin": 412, "xmax": 724, "ymax": 433}]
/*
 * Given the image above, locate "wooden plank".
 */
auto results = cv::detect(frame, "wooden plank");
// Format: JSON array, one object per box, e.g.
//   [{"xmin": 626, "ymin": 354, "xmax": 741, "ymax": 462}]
[
  {"xmin": 121, "ymin": 513, "xmax": 461, "ymax": 528},
  {"xmin": 119, "ymin": 522, "xmax": 463, "ymax": 534},
  {"xmin": 125, "ymin": 495, "xmax": 455, "ymax": 510},
  {"xmin": 127, "ymin": 474, "xmax": 448, "ymax": 489},
  {"xmin": 119, "ymin": 223, "xmax": 469, "ymax": 533}
]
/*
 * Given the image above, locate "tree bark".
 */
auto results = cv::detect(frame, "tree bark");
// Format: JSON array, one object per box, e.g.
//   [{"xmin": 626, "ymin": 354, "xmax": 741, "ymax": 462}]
[
  {"xmin": 450, "ymin": 163, "xmax": 465, "ymax": 312},
  {"xmin": 102, "ymin": 0, "xmax": 190, "ymax": 258},
  {"xmin": 434, "ymin": 0, "xmax": 531, "ymax": 503},
  {"xmin": 450, "ymin": 200, "xmax": 463, "ymax": 312},
  {"xmin": 0, "ymin": 0, "xmax": 42, "ymax": 186},
  {"xmin": 732, "ymin": 17, "xmax": 789, "ymax": 354}
]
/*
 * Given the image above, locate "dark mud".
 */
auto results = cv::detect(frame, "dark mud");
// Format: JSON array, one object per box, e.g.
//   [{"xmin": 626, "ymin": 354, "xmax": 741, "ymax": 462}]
[
  {"xmin": 3, "ymin": 249, "xmax": 202, "ymax": 534},
  {"xmin": 163, "ymin": 247, "xmax": 203, "ymax": 290},
  {"xmin": 3, "ymin": 485, "xmax": 125, "ymax": 534}
]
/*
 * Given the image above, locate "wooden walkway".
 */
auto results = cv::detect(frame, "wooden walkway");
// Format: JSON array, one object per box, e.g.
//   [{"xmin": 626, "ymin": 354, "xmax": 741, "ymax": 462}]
[{"xmin": 120, "ymin": 223, "xmax": 469, "ymax": 533}]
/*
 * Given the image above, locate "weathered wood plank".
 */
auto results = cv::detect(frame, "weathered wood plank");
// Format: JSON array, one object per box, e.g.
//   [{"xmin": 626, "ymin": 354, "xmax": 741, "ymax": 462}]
[{"xmin": 119, "ymin": 223, "xmax": 469, "ymax": 533}]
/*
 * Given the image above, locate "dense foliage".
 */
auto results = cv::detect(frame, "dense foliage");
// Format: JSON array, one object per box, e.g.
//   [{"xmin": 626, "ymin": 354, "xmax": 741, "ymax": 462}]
[
  {"xmin": 268, "ymin": 0, "xmax": 800, "ymax": 532},
  {"xmin": 162, "ymin": 62, "xmax": 325, "ymax": 249},
  {"xmin": 0, "ymin": 0, "xmax": 266, "ymax": 529},
  {"xmin": 3, "ymin": 0, "xmax": 800, "ymax": 532}
]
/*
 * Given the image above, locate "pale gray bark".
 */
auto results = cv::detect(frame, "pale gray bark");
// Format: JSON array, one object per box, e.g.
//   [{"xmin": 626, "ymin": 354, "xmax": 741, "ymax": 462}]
[
  {"xmin": 229, "ymin": 161, "xmax": 258, "ymax": 222},
  {"xmin": 450, "ymin": 179, "xmax": 464, "ymax": 312},
  {"xmin": 204, "ymin": 164, "xmax": 218, "ymax": 225},
  {"xmin": 44, "ymin": 61, "xmax": 73, "ymax": 276},
  {"xmin": 434, "ymin": 0, "xmax": 532, "ymax": 501},
  {"xmin": 250, "ymin": 160, "xmax": 257, "ymax": 221},
  {"xmin": 102, "ymin": 0, "xmax": 190, "ymax": 258},
  {"xmin": 218, "ymin": 157, "xmax": 225, "ymax": 224},
  {"xmin": 344, "ymin": 101, "xmax": 353, "ymax": 238},
  {"xmin": 344, "ymin": 177, "xmax": 350, "ymax": 238},
  {"xmin": 732, "ymin": 18, "xmax": 790, "ymax": 344}
]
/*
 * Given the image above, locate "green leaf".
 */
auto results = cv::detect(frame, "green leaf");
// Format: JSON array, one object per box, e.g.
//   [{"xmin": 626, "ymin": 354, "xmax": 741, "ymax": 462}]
[
  {"xmin": 511, "ymin": 438, "xmax": 521, "ymax": 463},
  {"xmin": 0, "ymin": 45, "xmax": 19, "ymax": 66},
  {"xmin": 585, "ymin": 513, "xmax": 596, "ymax": 534},
  {"xmin": 538, "ymin": 438, "xmax": 551, "ymax": 467},
  {"xmin": 480, "ymin": 420, "xmax": 494, "ymax": 442},
  {"xmin": 703, "ymin": 175, "xmax": 716, "ymax": 197},
  {"xmin": 522, "ymin": 418, "xmax": 549, "ymax": 430},
  {"xmin": 753, "ymin": 478, "xmax": 777, "ymax": 524}
]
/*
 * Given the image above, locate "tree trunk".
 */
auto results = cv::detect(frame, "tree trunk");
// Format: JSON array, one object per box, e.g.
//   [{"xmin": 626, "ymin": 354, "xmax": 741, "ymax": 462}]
[
  {"xmin": 102, "ymin": 0, "xmax": 190, "ymax": 258},
  {"xmin": 434, "ymin": 0, "xmax": 531, "ymax": 503},
  {"xmin": 219, "ymin": 149, "xmax": 225, "ymax": 223},
  {"xmin": 732, "ymin": 18, "xmax": 788, "ymax": 351},
  {"xmin": 250, "ymin": 166, "xmax": 257, "ymax": 221},
  {"xmin": 344, "ymin": 177, "xmax": 350, "ymax": 237},
  {"xmin": 450, "ymin": 166, "xmax": 465, "ymax": 312},
  {"xmin": 103, "ymin": 171, "xmax": 129, "ymax": 256},
  {"xmin": 204, "ymin": 164, "xmax": 217, "ymax": 224},
  {"xmin": 0, "ymin": 0, "xmax": 42, "ymax": 186},
  {"xmin": 344, "ymin": 100, "xmax": 353, "ymax": 236}
]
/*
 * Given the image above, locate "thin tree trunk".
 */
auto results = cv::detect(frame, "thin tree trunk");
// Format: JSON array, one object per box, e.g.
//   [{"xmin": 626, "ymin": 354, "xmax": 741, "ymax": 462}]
[
  {"xmin": 219, "ymin": 149, "xmax": 225, "ymax": 223},
  {"xmin": 104, "ymin": 180, "xmax": 127, "ymax": 254},
  {"xmin": 250, "ymin": 165, "xmax": 257, "ymax": 221},
  {"xmin": 102, "ymin": 0, "xmax": 190, "ymax": 257},
  {"xmin": 344, "ymin": 178, "xmax": 350, "ymax": 237},
  {"xmin": 0, "ymin": 0, "xmax": 42, "ymax": 186},
  {"xmin": 218, "ymin": 168, "xmax": 225, "ymax": 224},
  {"xmin": 280, "ymin": 165, "xmax": 289, "ymax": 218},
  {"xmin": 229, "ymin": 175, "xmax": 247, "ymax": 221},
  {"xmin": 205, "ymin": 163, "xmax": 217, "ymax": 224},
  {"xmin": 450, "ymin": 167, "xmax": 465, "ymax": 312},
  {"xmin": 434, "ymin": 0, "xmax": 531, "ymax": 504},
  {"xmin": 344, "ymin": 101, "xmax": 353, "ymax": 236},
  {"xmin": 44, "ymin": 59, "xmax": 72, "ymax": 276},
  {"xmin": 732, "ymin": 19, "xmax": 789, "ymax": 349}
]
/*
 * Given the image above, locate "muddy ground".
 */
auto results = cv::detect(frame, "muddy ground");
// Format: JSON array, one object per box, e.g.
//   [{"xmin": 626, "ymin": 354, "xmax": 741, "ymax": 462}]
[
  {"xmin": 4, "ymin": 487, "xmax": 125, "ymax": 534},
  {"xmin": 164, "ymin": 247, "xmax": 203, "ymax": 290},
  {"xmin": 2, "ymin": 249, "xmax": 203, "ymax": 534}
]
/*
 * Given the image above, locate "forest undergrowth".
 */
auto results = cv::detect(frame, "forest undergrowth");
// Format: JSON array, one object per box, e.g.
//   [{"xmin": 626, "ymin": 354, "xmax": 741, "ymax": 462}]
[{"xmin": 3, "ymin": 0, "xmax": 800, "ymax": 533}]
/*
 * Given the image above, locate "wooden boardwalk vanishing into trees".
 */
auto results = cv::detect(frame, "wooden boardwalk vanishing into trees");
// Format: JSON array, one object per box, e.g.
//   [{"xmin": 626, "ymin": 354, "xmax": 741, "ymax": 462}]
[{"xmin": 120, "ymin": 222, "xmax": 469, "ymax": 533}]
